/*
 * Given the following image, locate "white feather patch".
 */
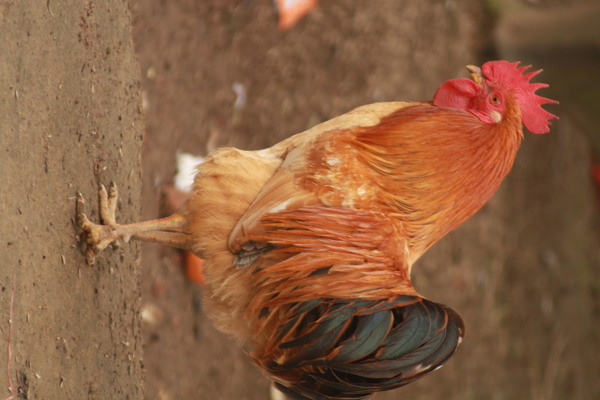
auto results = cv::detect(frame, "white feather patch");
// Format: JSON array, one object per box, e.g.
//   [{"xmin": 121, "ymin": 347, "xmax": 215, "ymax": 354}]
[{"xmin": 175, "ymin": 152, "xmax": 205, "ymax": 193}]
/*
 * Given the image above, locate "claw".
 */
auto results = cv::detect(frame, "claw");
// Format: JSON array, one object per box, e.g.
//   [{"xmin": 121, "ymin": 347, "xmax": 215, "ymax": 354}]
[
  {"xmin": 76, "ymin": 190, "xmax": 98, "ymax": 264},
  {"xmin": 108, "ymin": 182, "xmax": 118, "ymax": 222},
  {"xmin": 76, "ymin": 191, "xmax": 91, "ymax": 229},
  {"xmin": 98, "ymin": 183, "xmax": 108, "ymax": 212},
  {"xmin": 75, "ymin": 185, "xmax": 122, "ymax": 265},
  {"xmin": 85, "ymin": 246, "xmax": 96, "ymax": 265},
  {"xmin": 99, "ymin": 182, "xmax": 119, "ymax": 226}
]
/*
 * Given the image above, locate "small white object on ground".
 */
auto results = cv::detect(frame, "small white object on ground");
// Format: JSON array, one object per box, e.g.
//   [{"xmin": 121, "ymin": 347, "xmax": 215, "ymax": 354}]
[
  {"xmin": 174, "ymin": 152, "xmax": 205, "ymax": 193},
  {"xmin": 270, "ymin": 385, "xmax": 287, "ymax": 400}
]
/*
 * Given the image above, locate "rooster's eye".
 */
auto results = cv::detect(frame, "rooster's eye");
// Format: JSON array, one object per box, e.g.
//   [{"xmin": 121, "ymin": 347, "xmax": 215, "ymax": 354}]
[{"xmin": 489, "ymin": 94, "xmax": 502, "ymax": 106}]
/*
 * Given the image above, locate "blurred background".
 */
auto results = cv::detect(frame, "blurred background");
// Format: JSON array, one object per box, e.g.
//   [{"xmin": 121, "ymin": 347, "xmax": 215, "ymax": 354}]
[{"xmin": 128, "ymin": 1, "xmax": 599, "ymax": 399}]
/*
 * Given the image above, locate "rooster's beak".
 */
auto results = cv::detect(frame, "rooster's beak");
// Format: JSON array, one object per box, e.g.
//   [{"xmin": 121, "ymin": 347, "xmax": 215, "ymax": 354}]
[{"xmin": 466, "ymin": 65, "xmax": 484, "ymax": 88}]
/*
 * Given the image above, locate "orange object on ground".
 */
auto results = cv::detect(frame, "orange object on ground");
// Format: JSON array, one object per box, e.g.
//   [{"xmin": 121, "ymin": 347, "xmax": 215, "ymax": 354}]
[
  {"xmin": 185, "ymin": 251, "xmax": 206, "ymax": 286},
  {"xmin": 275, "ymin": 0, "xmax": 317, "ymax": 30}
]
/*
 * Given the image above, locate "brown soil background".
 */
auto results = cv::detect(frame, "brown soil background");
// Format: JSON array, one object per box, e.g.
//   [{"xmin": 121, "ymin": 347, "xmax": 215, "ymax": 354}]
[{"xmin": 1, "ymin": 1, "xmax": 599, "ymax": 399}]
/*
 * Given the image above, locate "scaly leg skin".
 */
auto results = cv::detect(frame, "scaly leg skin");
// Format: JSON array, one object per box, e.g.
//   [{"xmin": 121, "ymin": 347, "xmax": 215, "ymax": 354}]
[{"xmin": 76, "ymin": 183, "xmax": 191, "ymax": 265}]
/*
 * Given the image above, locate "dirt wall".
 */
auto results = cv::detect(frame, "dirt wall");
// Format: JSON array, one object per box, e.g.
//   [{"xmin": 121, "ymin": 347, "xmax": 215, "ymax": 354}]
[{"xmin": 1, "ymin": 1, "xmax": 144, "ymax": 398}]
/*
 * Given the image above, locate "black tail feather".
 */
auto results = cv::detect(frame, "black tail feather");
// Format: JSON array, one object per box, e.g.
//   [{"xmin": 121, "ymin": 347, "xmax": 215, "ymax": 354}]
[{"xmin": 266, "ymin": 297, "xmax": 464, "ymax": 400}]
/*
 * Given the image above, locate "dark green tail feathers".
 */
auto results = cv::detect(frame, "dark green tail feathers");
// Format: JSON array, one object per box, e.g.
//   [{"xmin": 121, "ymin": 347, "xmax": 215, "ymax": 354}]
[{"xmin": 267, "ymin": 296, "xmax": 464, "ymax": 400}]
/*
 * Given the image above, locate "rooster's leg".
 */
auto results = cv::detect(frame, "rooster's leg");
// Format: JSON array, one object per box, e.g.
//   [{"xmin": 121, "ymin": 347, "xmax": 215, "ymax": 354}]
[{"xmin": 76, "ymin": 183, "xmax": 191, "ymax": 265}]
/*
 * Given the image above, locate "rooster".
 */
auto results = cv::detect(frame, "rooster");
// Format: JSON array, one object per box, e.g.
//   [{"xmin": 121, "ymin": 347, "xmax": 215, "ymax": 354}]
[{"xmin": 77, "ymin": 60, "xmax": 557, "ymax": 399}]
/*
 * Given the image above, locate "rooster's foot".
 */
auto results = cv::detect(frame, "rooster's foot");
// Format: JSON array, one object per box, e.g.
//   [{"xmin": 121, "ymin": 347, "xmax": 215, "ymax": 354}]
[{"xmin": 76, "ymin": 183, "xmax": 127, "ymax": 265}]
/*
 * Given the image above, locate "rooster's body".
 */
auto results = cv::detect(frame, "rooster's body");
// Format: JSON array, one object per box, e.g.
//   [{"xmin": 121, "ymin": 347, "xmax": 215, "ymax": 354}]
[{"xmin": 77, "ymin": 61, "xmax": 557, "ymax": 399}]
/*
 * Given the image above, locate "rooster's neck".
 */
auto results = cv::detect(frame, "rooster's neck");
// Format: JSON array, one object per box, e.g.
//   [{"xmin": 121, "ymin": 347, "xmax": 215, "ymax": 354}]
[{"xmin": 352, "ymin": 102, "xmax": 523, "ymax": 264}]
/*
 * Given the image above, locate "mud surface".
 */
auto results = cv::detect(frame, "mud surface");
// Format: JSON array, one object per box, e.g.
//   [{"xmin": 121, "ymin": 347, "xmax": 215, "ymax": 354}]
[{"xmin": 1, "ymin": 1, "xmax": 144, "ymax": 399}]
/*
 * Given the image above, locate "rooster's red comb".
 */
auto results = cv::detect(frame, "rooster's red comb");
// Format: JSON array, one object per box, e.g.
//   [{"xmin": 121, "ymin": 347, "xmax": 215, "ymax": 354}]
[{"xmin": 482, "ymin": 60, "xmax": 558, "ymax": 134}]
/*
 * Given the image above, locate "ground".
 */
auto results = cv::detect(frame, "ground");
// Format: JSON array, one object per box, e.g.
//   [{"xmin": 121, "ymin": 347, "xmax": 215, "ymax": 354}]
[{"xmin": 1, "ymin": 1, "xmax": 599, "ymax": 400}]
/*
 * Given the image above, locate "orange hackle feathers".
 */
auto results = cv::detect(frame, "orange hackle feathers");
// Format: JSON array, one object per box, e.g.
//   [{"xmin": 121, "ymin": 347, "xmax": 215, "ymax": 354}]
[
  {"xmin": 297, "ymin": 102, "xmax": 522, "ymax": 265},
  {"xmin": 350, "ymin": 103, "xmax": 522, "ymax": 260}
]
